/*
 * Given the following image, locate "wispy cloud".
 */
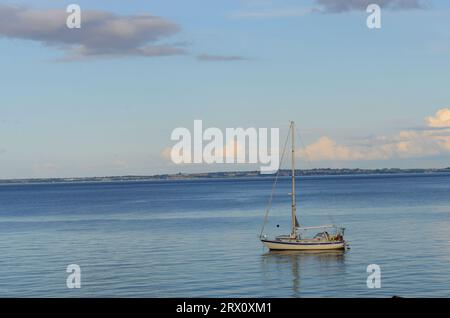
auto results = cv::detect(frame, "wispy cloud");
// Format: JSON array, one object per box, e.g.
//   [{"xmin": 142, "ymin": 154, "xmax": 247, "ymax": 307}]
[
  {"xmin": 32, "ymin": 162, "xmax": 59, "ymax": 174},
  {"xmin": 196, "ymin": 54, "xmax": 249, "ymax": 62},
  {"xmin": 0, "ymin": 4, "xmax": 185, "ymax": 61},
  {"xmin": 112, "ymin": 159, "xmax": 129, "ymax": 169},
  {"xmin": 229, "ymin": 7, "xmax": 315, "ymax": 19},
  {"xmin": 314, "ymin": 0, "xmax": 428, "ymax": 13}
]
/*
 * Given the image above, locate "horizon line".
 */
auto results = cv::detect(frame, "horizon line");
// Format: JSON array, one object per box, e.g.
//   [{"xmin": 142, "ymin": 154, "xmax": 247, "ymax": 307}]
[{"xmin": 2, "ymin": 166, "xmax": 450, "ymax": 182}]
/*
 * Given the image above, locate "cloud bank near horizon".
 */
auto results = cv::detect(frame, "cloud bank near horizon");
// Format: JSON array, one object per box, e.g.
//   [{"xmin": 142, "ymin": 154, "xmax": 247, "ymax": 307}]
[
  {"xmin": 300, "ymin": 108, "xmax": 450, "ymax": 161},
  {"xmin": 161, "ymin": 108, "xmax": 450, "ymax": 165}
]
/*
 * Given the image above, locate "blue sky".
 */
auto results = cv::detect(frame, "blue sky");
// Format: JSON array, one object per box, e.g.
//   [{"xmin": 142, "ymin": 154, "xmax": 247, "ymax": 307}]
[{"xmin": 1, "ymin": 0, "xmax": 450, "ymax": 178}]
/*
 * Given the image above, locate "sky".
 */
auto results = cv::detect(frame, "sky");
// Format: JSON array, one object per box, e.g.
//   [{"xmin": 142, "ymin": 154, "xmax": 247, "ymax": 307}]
[{"xmin": 1, "ymin": 0, "xmax": 450, "ymax": 178}]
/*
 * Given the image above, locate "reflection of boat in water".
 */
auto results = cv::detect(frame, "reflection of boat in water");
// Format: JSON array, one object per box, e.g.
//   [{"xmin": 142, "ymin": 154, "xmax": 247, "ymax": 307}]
[
  {"xmin": 262, "ymin": 250, "xmax": 346, "ymax": 267},
  {"xmin": 263, "ymin": 249, "xmax": 347, "ymax": 258},
  {"xmin": 260, "ymin": 121, "xmax": 347, "ymax": 251},
  {"xmin": 261, "ymin": 250, "xmax": 346, "ymax": 297}
]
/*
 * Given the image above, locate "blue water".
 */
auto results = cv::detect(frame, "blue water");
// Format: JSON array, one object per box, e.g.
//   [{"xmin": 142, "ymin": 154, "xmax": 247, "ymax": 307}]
[{"xmin": 0, "ymin": 173, "xmax": 449, "ymax": 297}]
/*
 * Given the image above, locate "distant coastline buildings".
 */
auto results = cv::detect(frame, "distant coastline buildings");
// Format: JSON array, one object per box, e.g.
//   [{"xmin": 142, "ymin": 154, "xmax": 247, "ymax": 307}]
[{"xmin": 1, "ymin": 168, "xmax": 450, "ymax": 184}]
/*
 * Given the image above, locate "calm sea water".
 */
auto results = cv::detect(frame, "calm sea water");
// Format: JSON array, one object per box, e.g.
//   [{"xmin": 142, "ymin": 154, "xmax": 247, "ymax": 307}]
[{"xmin": 0, "ymin": 173, "xmax": 449, "ymax": 297}]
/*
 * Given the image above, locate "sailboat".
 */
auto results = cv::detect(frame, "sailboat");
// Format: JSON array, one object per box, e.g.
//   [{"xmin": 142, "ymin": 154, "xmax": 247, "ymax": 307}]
[{"xmin": 260, "ymin": 121, "xmax": 347, "ymax": 251}]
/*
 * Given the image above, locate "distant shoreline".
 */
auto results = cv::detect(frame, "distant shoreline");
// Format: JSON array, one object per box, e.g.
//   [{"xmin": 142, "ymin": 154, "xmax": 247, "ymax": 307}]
[{"xmin": 1, "ymin": 168, "xmax": 450, "ymax": 184}]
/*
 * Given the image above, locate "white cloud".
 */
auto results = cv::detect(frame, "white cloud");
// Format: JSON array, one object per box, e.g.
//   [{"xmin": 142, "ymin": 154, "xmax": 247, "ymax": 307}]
[
  {"xmin": 426, "ymin": 108, "xmax": 450, "ymax": 128},
  {"xmin": 299, "ymin": 136, "xmax": 365, "ymax": 161}
]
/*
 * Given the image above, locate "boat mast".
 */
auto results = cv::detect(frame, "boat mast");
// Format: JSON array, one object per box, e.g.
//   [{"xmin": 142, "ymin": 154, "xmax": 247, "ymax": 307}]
[{"xmin": 291, "ymin": 121, "xmax": 297, "ymax": 239}]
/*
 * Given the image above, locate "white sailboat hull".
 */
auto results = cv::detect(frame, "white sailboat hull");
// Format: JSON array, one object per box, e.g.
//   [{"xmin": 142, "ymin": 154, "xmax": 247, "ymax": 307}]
[{"xmin": 261, "ymin": 239, "xmax": 346, "ymax": 251}]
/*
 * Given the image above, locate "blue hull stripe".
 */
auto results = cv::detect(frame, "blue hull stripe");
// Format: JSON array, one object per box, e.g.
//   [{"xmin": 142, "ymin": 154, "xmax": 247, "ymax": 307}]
[{"xmin": 261, "ymin": 239, "xmax": 345, "ymax": 246}]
